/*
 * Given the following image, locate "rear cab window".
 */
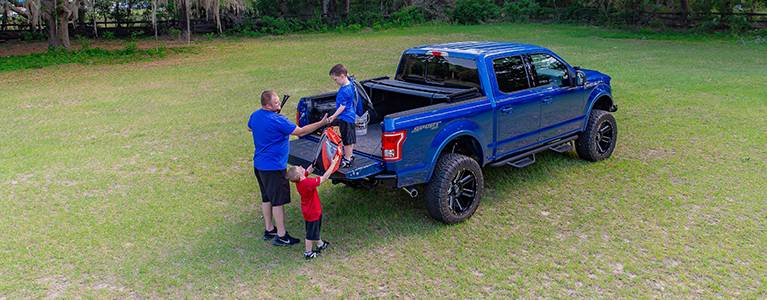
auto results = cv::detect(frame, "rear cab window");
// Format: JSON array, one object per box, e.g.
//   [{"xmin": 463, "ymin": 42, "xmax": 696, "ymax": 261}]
[{"xmin": 396, "ymin": 54, "xmax": 482, "ymax": 92}]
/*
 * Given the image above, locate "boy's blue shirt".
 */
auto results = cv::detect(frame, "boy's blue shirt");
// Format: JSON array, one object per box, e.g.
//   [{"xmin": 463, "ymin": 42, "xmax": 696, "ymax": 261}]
[
  {"xmin": 335, "ymin": 83, "xmax": 357, "ymax": 123},
  {"xmin": 248, "ymin": 109, "xmax": 297, "ymax": 170}
]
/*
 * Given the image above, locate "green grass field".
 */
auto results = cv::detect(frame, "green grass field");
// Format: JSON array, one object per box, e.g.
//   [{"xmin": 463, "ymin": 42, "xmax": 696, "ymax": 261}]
[{"xmin": 1, "ymin": 23, "xmax": 766, "ymax": 298}]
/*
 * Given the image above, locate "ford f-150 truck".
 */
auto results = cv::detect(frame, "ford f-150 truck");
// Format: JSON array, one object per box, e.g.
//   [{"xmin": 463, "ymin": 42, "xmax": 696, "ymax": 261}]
[{"xmin": 288, "ymin": 41, "xmax": 618, "ymax": 224}]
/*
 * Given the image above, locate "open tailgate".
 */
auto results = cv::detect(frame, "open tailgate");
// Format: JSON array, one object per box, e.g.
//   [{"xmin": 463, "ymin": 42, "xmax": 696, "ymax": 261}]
[{"xmin": 288, "ymin": 137, "xmax": 385, "ymax": 180}]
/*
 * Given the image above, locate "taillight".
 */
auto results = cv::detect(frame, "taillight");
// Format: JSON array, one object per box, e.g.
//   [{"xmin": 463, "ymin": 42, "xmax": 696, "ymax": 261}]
[
  {"xmin": 382, "ymin": 130, "xmax": 406, "ymax": 161},
  {"xmin": 427, "ymin": 51, "xmax": 448, "ymax": 57},
  {"xmin": 295, "ymin": 111, "xmax": 300, "ymax": 125}
]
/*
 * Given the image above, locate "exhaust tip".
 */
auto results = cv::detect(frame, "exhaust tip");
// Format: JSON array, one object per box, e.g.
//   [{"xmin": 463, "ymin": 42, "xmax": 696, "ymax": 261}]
[{"xmin": 402, "ymin": 187, "xmax": 418, "ymax": 198}]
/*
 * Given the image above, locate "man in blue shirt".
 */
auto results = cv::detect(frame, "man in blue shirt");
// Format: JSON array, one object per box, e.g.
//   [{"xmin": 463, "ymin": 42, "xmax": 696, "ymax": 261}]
[{"xmin": 248, "ymin": 90, "xmax": 329, "ymax": 246}]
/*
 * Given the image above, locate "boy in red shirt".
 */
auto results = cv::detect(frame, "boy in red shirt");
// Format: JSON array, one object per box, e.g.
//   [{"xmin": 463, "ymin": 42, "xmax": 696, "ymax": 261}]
[{"xmin": 286, "ymin": 156, "xmax": 339, "ymax": 259}]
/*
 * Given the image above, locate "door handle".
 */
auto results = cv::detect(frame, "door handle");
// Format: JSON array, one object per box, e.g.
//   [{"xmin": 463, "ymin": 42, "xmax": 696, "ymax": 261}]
[
  {"xmin": 542, "ymin": 97, "xmax": 553, "ymax": 104},
  {"xmin": 500, "ymin": 106, "xmax": 514, "ymax": 114}
]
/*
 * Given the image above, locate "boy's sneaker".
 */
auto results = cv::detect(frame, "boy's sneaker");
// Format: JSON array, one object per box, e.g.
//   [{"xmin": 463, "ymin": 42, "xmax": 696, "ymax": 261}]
[
  {"xmin": 315, "ymin": 240, "xmax": 330, "ymax": 253},
  {"xmin": 262, "ymin": 228, "xmax": 277, "ymax": 240},
  {"xmin": 272, "ymin": 232, "xmax": 300, "ymax": 246},
  {"xmin": 341, "ymin": 156, "xmax": 354, "ymax": 168},
  {"xmin": 304, "ymin": 251, "xmax": 319, "ymax": 260}
]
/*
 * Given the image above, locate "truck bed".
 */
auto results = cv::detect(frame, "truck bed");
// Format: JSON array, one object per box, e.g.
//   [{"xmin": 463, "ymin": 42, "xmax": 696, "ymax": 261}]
[
  {"xmin": 351, "ymin": 123, "xmax": 382, "ymax": 158},
  {"xmin": 288, "ymin": 123, "xmax": 384, "ymax": 180}
]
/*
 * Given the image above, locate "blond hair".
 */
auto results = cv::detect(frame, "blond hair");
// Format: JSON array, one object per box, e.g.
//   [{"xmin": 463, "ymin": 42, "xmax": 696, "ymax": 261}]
[{"xmin": 286, "ymin": 166, "xmax": 303, "ymax": 182}]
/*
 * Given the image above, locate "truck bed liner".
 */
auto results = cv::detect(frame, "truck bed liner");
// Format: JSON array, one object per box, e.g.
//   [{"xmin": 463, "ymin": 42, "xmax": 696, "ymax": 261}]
[
  {"xmin": 352, "ymin": 123, "xmax": 382, "ymax": 157},
  {"xmin": 288, "ymin": 125, "xmax": 385, "ymax": 180}
]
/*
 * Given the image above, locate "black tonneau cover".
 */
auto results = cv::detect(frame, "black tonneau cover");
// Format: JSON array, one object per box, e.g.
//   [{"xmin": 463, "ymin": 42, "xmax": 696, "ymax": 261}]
[{"xmin": 363, "ymin": 79, "xmax": 480, "ymax": 102}]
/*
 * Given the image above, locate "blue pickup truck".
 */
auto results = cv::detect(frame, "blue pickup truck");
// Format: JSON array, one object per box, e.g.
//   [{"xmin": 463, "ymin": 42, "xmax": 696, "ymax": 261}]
[{"xmin": 289, "ymin": 41, "xmax": 617, "ymax": 224}]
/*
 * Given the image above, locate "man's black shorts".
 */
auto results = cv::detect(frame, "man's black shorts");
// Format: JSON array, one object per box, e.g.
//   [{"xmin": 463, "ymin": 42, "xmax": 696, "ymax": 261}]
[
  {"xmin": 333, "ymin": 119, "xmax": 356, "ymax": 145},
  {"xmin": 305, "ymin": 215, "xmax": 322, "ymax": 241},
  {"xmin": 254, "ymin": 168, "xmax": 291, "ymax": 206}
]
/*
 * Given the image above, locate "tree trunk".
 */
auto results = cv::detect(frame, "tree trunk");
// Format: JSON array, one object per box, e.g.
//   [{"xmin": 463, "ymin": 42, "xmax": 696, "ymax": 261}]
[
  {"xmin": 41, "ymin": 0, "xmax": 64, "ymax": 47},
  {"xmin": 327, "ymin": 0, "xmax": 337, "ymax": 23},
  {"xmin": 214, "ymin": 0, "xmax": 222, "ymax": 34},
  {"xmin": 343, "ymin": 0, "xmax": 349, "ymax": 18},
  {"xmin": 178, "ymin": 0, "xmax": 190, "ymax": 42},
  {"xmin": 679, "ymin": 0, "xmax": 689, "ymax": 27},
  {"xmin": 93, "ymin": 8, "xmax": 98, "ymax": 38},
  {"xmin": 185, "ymin": 0, "xmax": 190, "ymax": 43},
  {"xmin": 322, "ymin": 0, "xmax": 330, "ymax": 16},
  {"xmin": 114, "ymin": 2, "xmax": 120, "ymax": 28},
  {"xmin": 2, "ymin": 8, "xmax": 7, "ymax": 31},
  {"xmin": 127, "ymin": 1, "xmax": 132, "ymax": 23},
  {"xmin": 152, "ymin": 0, "xmax": 157, "ymax": 39},
  {"xmin": 279, "ymin": 0, "xmax": 288, "ymax": 15},
  {"xmin": 58, "ymin": 9, "xmax": 70, "ymax": 48},
  {"xmin": 380, "ymin": 0, "xmax": 384, "ymax": 17}
]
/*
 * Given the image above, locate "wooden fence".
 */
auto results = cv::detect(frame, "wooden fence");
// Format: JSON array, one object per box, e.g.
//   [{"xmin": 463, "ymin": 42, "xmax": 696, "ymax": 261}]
[
  {"xmin": 2, "ymin": 11, "xmax": 766, "ymax": 42},
  {"xmin": 648, "ymin": 12, "xmax": 767, "ymax": 28},
  {"xmin": 0, "ymin": 19, "xmax": 219, "ymax": 41}
]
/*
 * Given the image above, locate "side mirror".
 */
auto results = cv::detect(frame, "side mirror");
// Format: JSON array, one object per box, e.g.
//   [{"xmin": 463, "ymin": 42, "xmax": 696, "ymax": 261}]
[{"xmin": 575, "ymin": 70, "xmax": 586, "ymax": 86}]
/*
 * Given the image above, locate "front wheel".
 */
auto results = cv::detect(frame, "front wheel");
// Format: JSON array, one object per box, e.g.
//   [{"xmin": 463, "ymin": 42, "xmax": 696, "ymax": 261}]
[
  {"xmin": 575, "ymin": 109, "xmax": 618, "ymax": 162},
  {"xmin": 425, "ymin": 153, "xmax": 484, "ymax": 224}
]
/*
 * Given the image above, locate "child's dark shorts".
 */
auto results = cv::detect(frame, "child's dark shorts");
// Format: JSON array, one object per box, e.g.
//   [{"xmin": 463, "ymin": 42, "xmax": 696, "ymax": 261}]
[
  {"xmin": 333, "ymin": 119, "xmax": 356, "ymax": 145},
  {"xmin": 305, "ymin": 215, "xmax": 322, "ymax": 241}
]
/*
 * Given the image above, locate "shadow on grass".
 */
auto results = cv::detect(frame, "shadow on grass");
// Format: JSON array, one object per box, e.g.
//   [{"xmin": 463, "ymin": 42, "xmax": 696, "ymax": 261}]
[{"xmin": 134, "ymin": 149, "xmax": 598, "ymax": 293}]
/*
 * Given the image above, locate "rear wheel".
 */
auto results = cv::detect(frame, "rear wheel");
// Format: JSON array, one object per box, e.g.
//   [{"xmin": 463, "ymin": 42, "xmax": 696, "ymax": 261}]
[
  {"xmin": 425, "ymin": 153, "xmax": 484, "ymax": 224},
  {"xmin": 576, "ymin": 109, "xmax": 617, "ymax": 161}
]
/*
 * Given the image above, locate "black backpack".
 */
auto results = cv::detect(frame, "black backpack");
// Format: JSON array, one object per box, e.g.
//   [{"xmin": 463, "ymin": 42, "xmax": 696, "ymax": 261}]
[{"xmin": 349, "ymin": 75, "xmax": 375, "ymax": 118}]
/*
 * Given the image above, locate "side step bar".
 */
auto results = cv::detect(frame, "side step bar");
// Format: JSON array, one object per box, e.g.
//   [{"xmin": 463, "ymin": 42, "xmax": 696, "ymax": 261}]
[
  {"xmin": 489, "ymin": 135, "xmax": 578, "ymax": 168},
  {"xmin": 509, "ymin": 155, "xmax": 535, "ymax": 168},
  {"xmin": 550, "ymin": 142, "xmax": 573, "ymax": 153}
]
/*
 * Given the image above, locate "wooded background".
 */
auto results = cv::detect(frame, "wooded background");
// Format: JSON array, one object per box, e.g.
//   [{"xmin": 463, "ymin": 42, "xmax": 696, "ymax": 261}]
[{"xmin": 2, "ymin": 0, "xmax": 766, "ymax": 48}]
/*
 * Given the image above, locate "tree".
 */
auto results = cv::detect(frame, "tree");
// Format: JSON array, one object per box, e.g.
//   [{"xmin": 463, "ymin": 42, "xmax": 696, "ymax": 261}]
[
  {"xmin": 2, "ymin": 0, "xmax": 42, "ymax": 31},
  {"xmin": 2, "ymin": 0, "xmax": 86, "ymax": 48},
  {"xmin": 679, "ymin": 0, "xmax": 689, "ymax": 26}
]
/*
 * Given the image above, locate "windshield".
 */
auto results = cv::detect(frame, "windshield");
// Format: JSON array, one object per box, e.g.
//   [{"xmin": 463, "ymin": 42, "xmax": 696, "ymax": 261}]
[{"xmin": 395, "ymin": 54, "xmax": 481, "ymax": 90}]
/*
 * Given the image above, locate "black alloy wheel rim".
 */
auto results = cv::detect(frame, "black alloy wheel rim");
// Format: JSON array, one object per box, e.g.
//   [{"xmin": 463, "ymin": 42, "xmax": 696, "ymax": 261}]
[
  {"xmin": 595, "ymin": 121, "xmax": 614, "ymax": 154},
  {"xmin": 447, "ymin": 169, "xmax": 477, "ymax": 215}
]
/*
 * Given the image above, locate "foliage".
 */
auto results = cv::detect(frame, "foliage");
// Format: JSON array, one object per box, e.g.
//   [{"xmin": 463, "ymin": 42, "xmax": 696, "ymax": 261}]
[
  {"xmin": 75, "ymin": 35, "xmax": 93, "ymax": 49},
  {"xmin": 168, "ymin": 28, "xmax": 183, "ymax": 39},
  {"xmin": 451, "ymin": 0, "xmax": 500, "ymax": 24},
  {"xmin": 257, "ymin": 16, "xmax": 293, "ymax": 35},
  {"xmin": 4, "ymin": 0, "xmax": 762, "ymax": 44},
  {"xmin": 725, "ymin": 14, "xmax": 753, "ymax": 33},
  {"xmin": 20, "ymin": 31, "xmax": 46, "ymax": 42},
  {"xmin": 337, "ymin": 23, "xmax": 363, "ymax": 32},
  {"xmin": 502, "ymin": 0, "xmax": 542, "ymax": 22},
  {"xmin": 346, "ymin": 9, "xmax": 386, "ymax": 27},
  {"xmin": 0, "ymin": 46, "xmax": 185, "ymax": 72},
  {"xmin": 390, "ymin": 6, "xmax": 427, "ymax": 26},
  {"xmin": 102, "ymin": 31, "xmax": 116, "ymax": 40},
  {"xmin": 124, "ymin": 40, "xmax": 139, "ymax": 52}
]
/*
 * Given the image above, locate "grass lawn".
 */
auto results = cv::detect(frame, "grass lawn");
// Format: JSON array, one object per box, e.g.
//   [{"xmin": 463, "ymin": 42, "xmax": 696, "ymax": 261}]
[{"xmin": 1, "ymin": 23, "xmax": 765, "ymax": 298}]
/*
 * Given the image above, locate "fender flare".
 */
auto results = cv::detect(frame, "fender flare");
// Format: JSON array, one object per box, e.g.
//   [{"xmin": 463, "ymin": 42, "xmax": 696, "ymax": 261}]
[{"xmin": 423, "ymin": 129, "xmax": 484, "ymax": 183}]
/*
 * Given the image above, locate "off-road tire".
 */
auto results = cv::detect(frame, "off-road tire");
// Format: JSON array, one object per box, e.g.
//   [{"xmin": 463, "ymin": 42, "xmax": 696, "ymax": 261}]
[
  {"xmin": 425, "ymin": 153, "xmax": 483, "ymax": 224},
  {"xmin": 575, "ymin": 109, "xmax": 617, "ymax": 161}
]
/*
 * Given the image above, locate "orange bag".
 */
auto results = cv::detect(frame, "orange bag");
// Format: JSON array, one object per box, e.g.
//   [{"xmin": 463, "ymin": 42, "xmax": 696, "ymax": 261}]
[{"xmin": 314, "ymin": 127, "xmax": 343, "ymax": 173}]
